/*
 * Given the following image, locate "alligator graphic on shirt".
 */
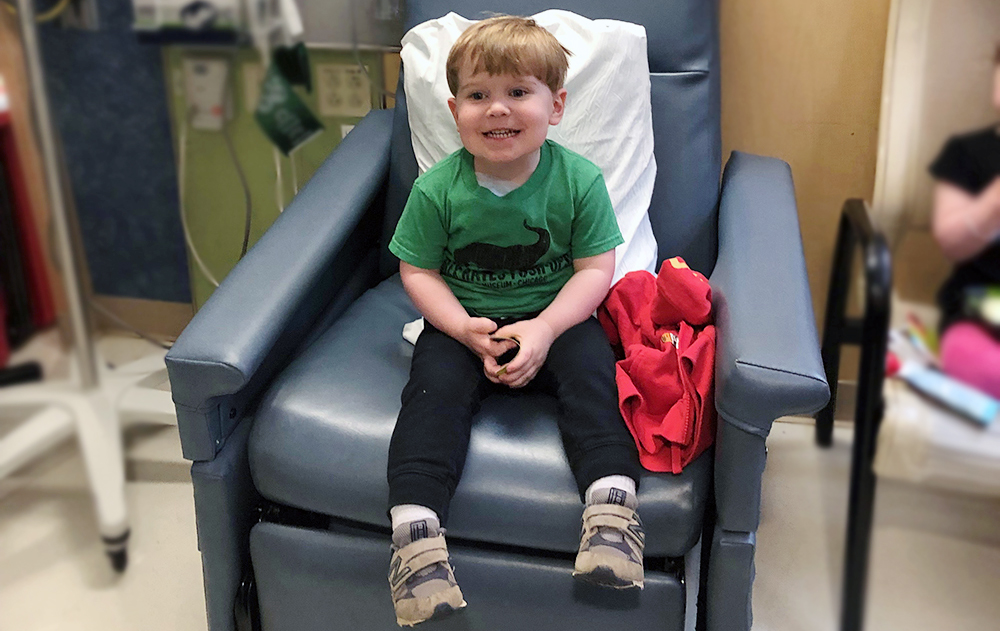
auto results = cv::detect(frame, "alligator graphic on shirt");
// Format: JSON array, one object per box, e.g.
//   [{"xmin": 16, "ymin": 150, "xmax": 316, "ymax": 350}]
[{"xmin": 452, "ymin": 220, "xmax": 550, "ymax": 271}]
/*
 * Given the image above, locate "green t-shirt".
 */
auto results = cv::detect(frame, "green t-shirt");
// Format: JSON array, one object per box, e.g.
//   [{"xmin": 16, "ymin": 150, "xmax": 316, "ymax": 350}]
[{"xmin": 389, "ymin": 140, "xmax": 623, "ymax": 319}]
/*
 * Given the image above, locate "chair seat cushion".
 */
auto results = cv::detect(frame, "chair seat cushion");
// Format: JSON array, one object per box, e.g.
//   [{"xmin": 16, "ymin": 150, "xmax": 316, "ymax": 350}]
[{"xmin": 249, "ymin": 275, "xmax": 710, "ymax": 558}]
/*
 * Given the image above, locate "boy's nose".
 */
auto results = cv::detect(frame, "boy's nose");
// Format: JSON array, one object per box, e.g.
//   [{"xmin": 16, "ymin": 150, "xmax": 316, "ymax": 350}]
[{"xmin": 487, "ymin": 100, "xmax": 510, "ymax": 116}]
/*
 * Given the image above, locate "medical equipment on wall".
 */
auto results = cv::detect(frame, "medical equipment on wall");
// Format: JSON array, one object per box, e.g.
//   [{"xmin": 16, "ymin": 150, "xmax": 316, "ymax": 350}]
[
  {"xmin": 172, "ymin": 43, "xmax": 322, "ymax": 289},
  {"xmin": 132, "ymin": 0, "xmax": 402, "ymax": 49},
  {"xmin": 174, "ymin": 57, "xmax": 253, "ymax": 289},
  {"xmin": 133, "ymin": 0, "xmax": 243, "ymax": 35},
  {"xmin": 159, "ymin": 1, "xmax": 400, "ymax": 292},
  {"xmin": 152, "ymin": 0, "xmax": 314, "ymax": 288},
  {"xmin": 133, "ymin": 0, "xmax": 305, "ymax": 55}
]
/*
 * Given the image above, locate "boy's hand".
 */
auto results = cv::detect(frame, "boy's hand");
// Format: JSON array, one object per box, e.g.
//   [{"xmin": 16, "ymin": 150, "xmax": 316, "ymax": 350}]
[
  {"xmin": 485, "ymin": 318, "xmax": 556, "ymax": 388},
  {"xmin": 458, "ymin": 317, "xmax": 506, "ymax": 360}
]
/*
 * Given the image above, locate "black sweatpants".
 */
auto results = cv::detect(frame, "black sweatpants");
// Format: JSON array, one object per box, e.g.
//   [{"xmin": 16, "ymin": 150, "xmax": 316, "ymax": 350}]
[{"xmin": 387, "ymin": 316, "xmax": 641, "ymax": 525}]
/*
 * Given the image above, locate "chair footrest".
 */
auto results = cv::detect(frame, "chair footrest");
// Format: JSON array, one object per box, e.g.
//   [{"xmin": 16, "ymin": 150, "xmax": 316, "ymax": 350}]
[{"xmin": 250, "ymin": 522, "xmax": 685, "ymax": 631}]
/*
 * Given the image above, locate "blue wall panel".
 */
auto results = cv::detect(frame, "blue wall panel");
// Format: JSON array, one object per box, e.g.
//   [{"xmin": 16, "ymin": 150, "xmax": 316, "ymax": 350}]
[{"xmin": 39, "ymin": 0, "xmax": 190, "ymax": 302}]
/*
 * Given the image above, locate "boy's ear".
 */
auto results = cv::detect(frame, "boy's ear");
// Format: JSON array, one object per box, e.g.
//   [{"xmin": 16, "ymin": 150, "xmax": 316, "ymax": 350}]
[
  {"xmin": 549, "ymin": 88, "xmax": 568, "ymax": 125},
  {"xmin": 448, "ymin": 97, "xmax": 459, "ymax": 124}
]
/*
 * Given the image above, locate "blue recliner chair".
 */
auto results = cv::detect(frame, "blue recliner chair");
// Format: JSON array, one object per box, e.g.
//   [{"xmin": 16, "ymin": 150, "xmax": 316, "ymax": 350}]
[{"xmin": 165, "ymin": 1, "xmax": 830, "ymax": 630}]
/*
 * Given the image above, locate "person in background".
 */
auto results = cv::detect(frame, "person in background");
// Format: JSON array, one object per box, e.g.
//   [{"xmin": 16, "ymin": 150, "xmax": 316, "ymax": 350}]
[{"xmin": 929, "ymin": 43, "xmax": 1000, "ymax": 397}]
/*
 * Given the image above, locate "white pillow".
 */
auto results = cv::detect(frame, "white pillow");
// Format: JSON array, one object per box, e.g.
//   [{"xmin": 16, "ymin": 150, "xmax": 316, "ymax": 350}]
[{"xmin": 400, "ymin": 10, "xmax": 658, "ymax": 282}]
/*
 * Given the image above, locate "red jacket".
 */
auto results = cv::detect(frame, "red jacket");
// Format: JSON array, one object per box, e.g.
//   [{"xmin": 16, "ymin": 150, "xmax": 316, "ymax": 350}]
[{"xmin": 598, "ymin": 257, "xmax": 716, "ymax": 473}]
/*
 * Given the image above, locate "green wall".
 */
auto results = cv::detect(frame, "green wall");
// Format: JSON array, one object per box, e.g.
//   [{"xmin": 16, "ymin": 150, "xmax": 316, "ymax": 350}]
[{"xmin": 163, "ymin": 47, "xmax": 387, "ymax": 310}]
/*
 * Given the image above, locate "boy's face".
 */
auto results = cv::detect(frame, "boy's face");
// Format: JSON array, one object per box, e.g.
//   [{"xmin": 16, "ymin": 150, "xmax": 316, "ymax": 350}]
[{"xmin": 448, "ymin": 66, "xmax": 567, "ymax": 177}]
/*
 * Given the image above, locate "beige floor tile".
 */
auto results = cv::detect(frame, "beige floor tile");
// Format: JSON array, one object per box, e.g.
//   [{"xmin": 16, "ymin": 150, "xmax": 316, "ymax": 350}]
[
  {"xmin": 754, "ymin": 422, "xmax": 1000, "ymax": 631},
  {"xmin": 0, "ymin": 481, "xmax": 205, "ymax": 631}
]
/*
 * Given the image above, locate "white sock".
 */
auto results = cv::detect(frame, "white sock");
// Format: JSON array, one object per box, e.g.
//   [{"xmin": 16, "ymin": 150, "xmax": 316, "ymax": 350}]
[
  {"xmin": 390, "ymin": 504, "xmax": 439, "ymax": 532},
  {"xmin": 585, "ymin": 475, "xmax": 638, "ymax": 507}
]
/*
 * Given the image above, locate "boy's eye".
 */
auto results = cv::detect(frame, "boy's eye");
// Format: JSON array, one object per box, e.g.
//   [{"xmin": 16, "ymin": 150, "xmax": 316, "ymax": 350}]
[
  {"xmin": 469, "ymin": 92, "xmax": 485, "ymax": 100},
  {"xmin": 510, "ymin": 88, "xmax": 527, "ymax": 98}
]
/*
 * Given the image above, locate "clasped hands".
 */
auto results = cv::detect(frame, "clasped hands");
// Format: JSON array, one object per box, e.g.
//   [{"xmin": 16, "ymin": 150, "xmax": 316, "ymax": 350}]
[{"xmin": 459, "ymin": 316, "xmax": 556, "ymax": 388}]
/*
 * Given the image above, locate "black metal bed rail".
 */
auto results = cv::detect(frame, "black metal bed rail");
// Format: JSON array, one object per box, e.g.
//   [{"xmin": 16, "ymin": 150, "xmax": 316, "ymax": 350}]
[{"xmin": 815, "ymin": 198, "xmax": 892, "ymax": 631}]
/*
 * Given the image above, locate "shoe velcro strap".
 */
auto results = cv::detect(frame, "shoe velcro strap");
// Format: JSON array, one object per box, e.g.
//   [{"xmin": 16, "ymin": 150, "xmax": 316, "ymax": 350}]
[
  {"xmin": 582, "ymin": 505, "xmax": 644, "ymax": 549},
  {"xmin": 391, "ymin": 536, "xmax": 451, "ymax": 575},
  {"xmin": 582, "ymin": 503, "xmax": 636, "ymax": 527}
]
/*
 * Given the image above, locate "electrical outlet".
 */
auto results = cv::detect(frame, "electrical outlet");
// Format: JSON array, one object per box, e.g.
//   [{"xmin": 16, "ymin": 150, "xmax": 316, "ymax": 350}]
[
  {"xmin": 182, "ymin": 57, "xmax": 230, "ymax": 131},
  {"xmin": 316, "ymin": 64, "xmax": 372, "ymax": 118}
]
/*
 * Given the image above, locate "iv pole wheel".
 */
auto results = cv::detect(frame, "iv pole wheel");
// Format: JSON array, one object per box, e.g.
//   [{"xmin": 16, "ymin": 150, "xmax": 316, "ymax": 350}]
[{"xmin": 103, "ymin": 529, "xmax": 130, "ymax": 572}]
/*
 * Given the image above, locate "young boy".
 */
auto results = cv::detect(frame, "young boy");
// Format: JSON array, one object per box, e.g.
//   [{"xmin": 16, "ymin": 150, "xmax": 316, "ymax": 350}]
[{"xmin": 387, "ymin": 16, "xmax": 644, "ymax": 626}]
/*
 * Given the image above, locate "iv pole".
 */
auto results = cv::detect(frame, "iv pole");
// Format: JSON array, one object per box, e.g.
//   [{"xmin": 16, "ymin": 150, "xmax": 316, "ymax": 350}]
[
  {"xmin": 0, "ymin": 0, "xmax": 177, "ymax": 571},
  {"xmin": 17, "ymin": 0, "xmax": 97, "ymax": 387}
]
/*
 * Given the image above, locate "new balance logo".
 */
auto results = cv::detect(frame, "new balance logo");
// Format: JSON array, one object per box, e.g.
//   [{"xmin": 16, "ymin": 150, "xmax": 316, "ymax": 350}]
[
  {"xmin": 388, "ymin": 555, "xmax": 412, "ymax": 588},
  {"xmin": 410, "ymin": 520, "xmax": 428, "ymax": 541},
  {"xmin": 608, "ymin": 488, "xmax": 628, "ymax": 506},
  {"xmin": 628, "ymin": 522, "xmax": 646, "ymax": 545}
]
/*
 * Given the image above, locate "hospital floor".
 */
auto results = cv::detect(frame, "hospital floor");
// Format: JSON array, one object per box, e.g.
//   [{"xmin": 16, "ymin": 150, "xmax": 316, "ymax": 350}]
[{"xmin": 2, "ymin": 332, "xmax": 1000, "ymax": 631}]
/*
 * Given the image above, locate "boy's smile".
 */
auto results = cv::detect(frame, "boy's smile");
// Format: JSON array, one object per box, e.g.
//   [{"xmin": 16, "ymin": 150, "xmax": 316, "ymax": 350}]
[{"xmin": 448, "ymin": 68, "xmax": 567, "ymax": 183}]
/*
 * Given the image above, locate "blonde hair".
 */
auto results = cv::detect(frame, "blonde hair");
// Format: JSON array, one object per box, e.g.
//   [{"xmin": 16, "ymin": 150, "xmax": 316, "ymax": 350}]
[{"xmin": 446, "ymin": 15, "xmax": 571, "ymax": 95}]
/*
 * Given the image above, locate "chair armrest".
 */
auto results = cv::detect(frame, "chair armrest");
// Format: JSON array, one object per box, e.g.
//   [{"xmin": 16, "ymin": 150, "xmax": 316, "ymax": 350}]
[
  {"xmin": 710, "ymin": 151, "xmax": 829, "ymax": 435},
  {"xmin": 166, "ymin": 109, "xmax": 394, "ymax": 461},
  {"xmin": 708, "ymin": 151, "xmax": 830, "ymax": 535}
]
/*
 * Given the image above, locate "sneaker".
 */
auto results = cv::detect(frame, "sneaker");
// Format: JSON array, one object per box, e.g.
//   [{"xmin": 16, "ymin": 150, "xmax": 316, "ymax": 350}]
[
  {"xmin": 573, "ymin": 499, "xmax": 645, "ymax": 589},
  {"xmin": 388, "ymin": 520, "xmax": 467, "ymax": 626}
]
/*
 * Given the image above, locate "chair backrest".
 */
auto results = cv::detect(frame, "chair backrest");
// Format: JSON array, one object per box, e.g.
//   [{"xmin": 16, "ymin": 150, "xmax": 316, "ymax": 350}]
[{"xmin": 380, "ymin": 0, "xmax": 721, "ymax": 278}]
